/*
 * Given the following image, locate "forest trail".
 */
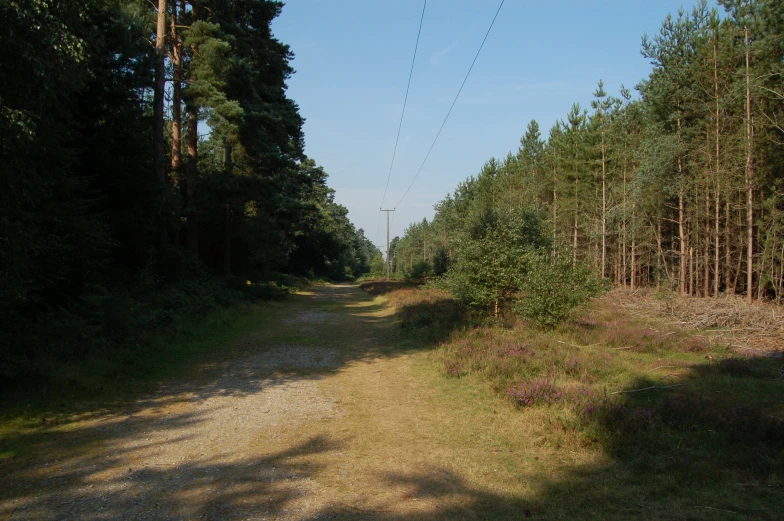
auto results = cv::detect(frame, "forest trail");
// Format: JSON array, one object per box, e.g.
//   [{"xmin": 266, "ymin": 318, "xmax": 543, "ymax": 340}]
[{"xmin": 0, "ymin": 285, "xmax": 530, "ymax": 521}]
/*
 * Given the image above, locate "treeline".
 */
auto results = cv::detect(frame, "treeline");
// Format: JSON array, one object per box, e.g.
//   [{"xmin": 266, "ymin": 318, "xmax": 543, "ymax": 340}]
[
  {"xmin": 0, "ymin": 0, "xmax": 377, "ymax": 383},
  {"xmin": 394, "ymin": 0, "xmax": 784, "ymax": 303}
]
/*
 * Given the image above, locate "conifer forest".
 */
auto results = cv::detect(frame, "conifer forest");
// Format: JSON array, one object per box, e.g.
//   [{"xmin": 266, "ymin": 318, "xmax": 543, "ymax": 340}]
[
  {"xmin": 1, "ymin": 0, "xmax": 380, "ymax": 384},
  {"xmin": 393, "ymin": 0, "xmax": 784, "ymax": 309}
]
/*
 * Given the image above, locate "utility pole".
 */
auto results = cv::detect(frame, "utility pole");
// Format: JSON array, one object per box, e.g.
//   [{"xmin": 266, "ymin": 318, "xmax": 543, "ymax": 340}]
[{"xmin": 381, "ymin": 209, "xmax": 395, "ymax": 280}]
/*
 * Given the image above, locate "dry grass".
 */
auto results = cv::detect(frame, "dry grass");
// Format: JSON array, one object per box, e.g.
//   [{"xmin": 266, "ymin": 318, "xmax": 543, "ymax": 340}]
[
  {"xmin": 365, "ymin": 284, "xmax": 784, "ymax": 520},
  {"xmin": 3, "ymin": 283, "xmax": 782, "ymax": 520},
  {"xmin": 610, "ymin": 288, "xmax": 784, "ymax": 355}
]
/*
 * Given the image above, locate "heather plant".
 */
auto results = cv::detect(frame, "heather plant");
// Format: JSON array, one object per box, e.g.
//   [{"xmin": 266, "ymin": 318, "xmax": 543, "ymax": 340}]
[
  {"xmin": 506, "ymin": 379, "xmax": 564, "ymax": 407},
  {"xmin": 359, "ymin": 273, "xmax": 784, "ymax": 514}
]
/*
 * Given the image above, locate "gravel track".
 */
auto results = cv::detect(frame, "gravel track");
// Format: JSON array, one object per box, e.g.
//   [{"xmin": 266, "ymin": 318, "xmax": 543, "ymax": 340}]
[{"xmin": 0, "ymin": 286, "xmax": 361, "ymax": 521}]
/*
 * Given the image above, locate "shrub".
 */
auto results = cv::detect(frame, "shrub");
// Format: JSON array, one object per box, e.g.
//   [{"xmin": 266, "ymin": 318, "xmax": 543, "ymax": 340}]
[
  {"xmin": 404, "ymin": 259, "xmax": 432, "ymax": 283},
  {"xmin": 445, "ymin": 207, "xmax": 548, "ymax": 314},
  {"xmin": 431, "ymin": 246, "xmax": 450, "ymax": 276},
  {"xmin": 369, "ymin": 251, "xmax": 386, "ymax": 278},
  {"xmin": 515, "ymin": 249, "xmax": 606, "ymax": 329},
  {"xmin": 506, "ymin": 379, "xmax": 564, "ymax": 407}
]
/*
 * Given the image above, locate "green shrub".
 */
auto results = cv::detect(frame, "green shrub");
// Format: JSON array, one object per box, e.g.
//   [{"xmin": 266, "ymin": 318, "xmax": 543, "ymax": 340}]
[
  {"xmin": 431, "ymin": 246, "xmax": 450, "ymax": 276},
  {"xmin": 445, "ymin": 207, "xmax": 548, "ymax": 314},
  {"xmin": 370, "ymin": 252, "xmax": 387, "ymax": 278},
  {"xmin": 0, "ymin": 267, "xmax": 298, "ymax": 389},
  {"xmin": 404, "ymin": 259, "xmax": 432, "ymax": 283},
  {"xmin": 515, "ymin": 249, "xmax": 606, "ymax": 329}
]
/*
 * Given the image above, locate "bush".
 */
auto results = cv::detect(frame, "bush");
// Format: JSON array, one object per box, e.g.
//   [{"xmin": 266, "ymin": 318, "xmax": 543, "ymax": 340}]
[
  {"xmin": 445, "ymin": 207, "xmax": 549, "ymax": 314},
  {"xmin": 369, "ymin": 251, "xmax": 387, "ymax": 278},
  {"xmin": 515, "ymin": 249, "xmax": 606, "ymax": 329},
  {"xmin": 431, "ymin": 246, "xmax": 450, "ymax": 276},
  {"xmin": 404, "ymin": 259, "xmax": 432, "ymax": 283},
  {"xmin": 0, "ymin": 266, "xmax": 300, "ymax": 388}
]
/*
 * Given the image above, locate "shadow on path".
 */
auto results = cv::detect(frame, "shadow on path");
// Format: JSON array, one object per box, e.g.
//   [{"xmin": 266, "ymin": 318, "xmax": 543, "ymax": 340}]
[{"xmin": 2, "ymin": 284, "xmax": 782, "ymax": 520}]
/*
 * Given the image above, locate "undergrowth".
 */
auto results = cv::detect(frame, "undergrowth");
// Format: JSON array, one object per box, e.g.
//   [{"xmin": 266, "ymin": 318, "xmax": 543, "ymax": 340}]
[
  {"xmin": 365, "ymin": 283, "xmax": 784, "ymax": 515},
  {"xmin": 1, "ymin": 269, "xmax": 303, "ymax": 397}
]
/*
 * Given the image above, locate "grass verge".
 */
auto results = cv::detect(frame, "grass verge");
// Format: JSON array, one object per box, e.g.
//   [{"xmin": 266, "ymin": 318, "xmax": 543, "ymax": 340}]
[
  {"xmin": 367, "ymin": 283, "xmax": 784, "ymax": 520},
  {"xmin": 0, "ymin": 297, "xmax": 286, "ymax": 462}
]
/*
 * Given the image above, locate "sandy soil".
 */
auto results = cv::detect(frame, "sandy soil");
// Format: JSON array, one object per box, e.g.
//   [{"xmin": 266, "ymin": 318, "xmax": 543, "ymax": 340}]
[{"xmin": 1, "ymin": 285, "xmax": 526, "ymax": 521}]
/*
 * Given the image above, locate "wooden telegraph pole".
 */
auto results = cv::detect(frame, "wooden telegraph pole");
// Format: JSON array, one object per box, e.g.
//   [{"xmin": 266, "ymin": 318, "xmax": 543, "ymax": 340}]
[{"xmin": 381, "ymin": 209, "xmax": 395, "ymax": 280}]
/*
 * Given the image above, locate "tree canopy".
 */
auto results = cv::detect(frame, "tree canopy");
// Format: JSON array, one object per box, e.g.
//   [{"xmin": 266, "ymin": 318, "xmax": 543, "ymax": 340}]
[{"xmin": 0, "ymin": 0, "xmax": 378, "ymax": 384}]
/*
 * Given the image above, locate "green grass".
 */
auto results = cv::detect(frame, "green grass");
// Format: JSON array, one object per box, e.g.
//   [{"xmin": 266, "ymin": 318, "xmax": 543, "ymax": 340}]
[
  {"xmin": 377, "ymin": 285, "xmax": 784, "ymax": 520},
  {"xmin": 0, "ymin": 300, "xmax": 280, "ymax": 461}
]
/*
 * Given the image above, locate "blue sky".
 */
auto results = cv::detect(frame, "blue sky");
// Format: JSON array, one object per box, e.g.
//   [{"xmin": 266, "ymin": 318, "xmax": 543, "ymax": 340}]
[{"xmin": 272, "ymin": 0, "xmax": 704, "ymax": 251}]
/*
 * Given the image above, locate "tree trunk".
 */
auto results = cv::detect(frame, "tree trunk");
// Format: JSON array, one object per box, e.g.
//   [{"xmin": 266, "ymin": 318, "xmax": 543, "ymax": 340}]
[
  {"xmin": 153, "ymin": 0, "xmax": 168, "ymax": 247},
  {"xmin": 726, "ymin": 198, "xmax": 732, "ymax": 293},
  {"xmin": 223, "ymin": 141, "xmax": 233, "ymax": 275},
  {"xmin": 170, "ymin": 1, "xmax": 183, "ymax": 181},
  {"xmin": 631, "ymin": 202, "xmax": 637, "ymax": 290},
  {"xmin": 601, "ymin": 130, "xmax": 607, "ymax": 278},
  {"xmin": 704, "ymin": 126, "xmax": 711, "ymax": 297},
  {"xmin": 744, "ymin": 25, "xmax": 754, "ymax": 303},
  {"xmin": 779, "ymin": 242, "xmax": 784, "ymax": 304},
  {"xmin": 154, "ymin": 0, "xmax": 167, "ymax": 186},
  {"xmin": 552, "ymin": 151, "xmax": 558, "ymax": 255},
  {"xmin": 713, "ymin": 34, "xmax": 721, "ymax": 298},
  {"xmin": 223, "ymin": 204, "xmax": 232, "ymax": 275},
  {"xmin": 689, "ymin": 246, "xmax": 694, "ymax": 297},
  {"xmin": 621, "ymin": 159, "xmax": 627, "ymax": 287},
  {"xmin": 705, "ymin": 186, "xmax": 711, "ymax": 297},
  {"xmin": 677, "ymin": 114, "xmax": 687, "ymax": 295},
  {"xmin": 186, "ymin": 108, "xmax": 198, "ymax": 254},
  {"xmin": 185, "ymin": 2, "xmax": 200, "ymax": 256},
  {"xmin": 573, "ymin": 176, "xmax": 578, "ymax": 266}
]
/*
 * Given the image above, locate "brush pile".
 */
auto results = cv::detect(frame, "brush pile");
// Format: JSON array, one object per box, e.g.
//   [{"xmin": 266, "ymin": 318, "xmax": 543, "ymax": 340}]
[{"xmin": 609, "ymin": 289, "xmax": 783, "ymax": 354}]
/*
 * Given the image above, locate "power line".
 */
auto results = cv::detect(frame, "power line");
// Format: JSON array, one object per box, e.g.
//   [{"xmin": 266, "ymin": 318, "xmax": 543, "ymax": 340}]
[
  {"xmin": 376, "ymin": 0, "xmax": 427, "ymax": 243},
  {"xmin": 395, "ymin": 0, "xmax": 505, "ymax": 210},
  {"xmin": 380, "ymin": 0, "xmax": 427, "ymax": 210}
]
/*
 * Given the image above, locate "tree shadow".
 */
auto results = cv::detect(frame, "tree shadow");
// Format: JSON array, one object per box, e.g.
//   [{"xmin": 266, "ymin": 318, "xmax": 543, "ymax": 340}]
[
  {"xmin": 357, "ymin": 283, "xmax": 471, "ymax": 345},
  {"xmin": 1, "ymin": 284, "xmax": 444, "ymax": 519},
  {"xmin": 304, "ymin": 353, "xmax": 783, "ymax": 520},
  {"xmin": 311, "ymin": 467, "xmax": 532, "ymax": 521},
  {"xmin": 2, "ymin": 421, "xmax": 346, "ymax": 520},
  {"xmin": 518, "ymin": 355, "xmax": 784, "ymax": 520},
  {"xmin": 3, "ymin": 284, "xmax": 782, "ymax": 520}
]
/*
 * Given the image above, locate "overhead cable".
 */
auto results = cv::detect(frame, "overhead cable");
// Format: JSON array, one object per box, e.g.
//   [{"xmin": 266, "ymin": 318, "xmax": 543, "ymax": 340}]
[
  {"xmin": 394, "ymin": 0, "xmax": 505, "ymax": 210},
  {"xmin": 376, "ymin": 0, "xmax": 428, "ymax": 244}
]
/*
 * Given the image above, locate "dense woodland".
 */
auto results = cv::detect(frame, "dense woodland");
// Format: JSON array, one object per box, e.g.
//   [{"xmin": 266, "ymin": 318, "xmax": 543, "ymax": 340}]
[
  {"xmin": 0, "ymin": 0, "xmax": 378, "ymax": 383},
  {"xmin": 394, "ymin": 0, "xmax": 784, "ymax": 306}
]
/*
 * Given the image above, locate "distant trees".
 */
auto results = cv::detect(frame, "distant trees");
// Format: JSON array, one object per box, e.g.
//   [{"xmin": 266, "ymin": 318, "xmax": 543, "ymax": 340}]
[{"xmin": 393, "ymin": 0, "xmax": 784, "ymax": 303}]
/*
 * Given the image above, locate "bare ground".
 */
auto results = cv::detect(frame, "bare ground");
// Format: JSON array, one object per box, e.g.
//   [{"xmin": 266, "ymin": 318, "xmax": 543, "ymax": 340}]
[{"xmin": 0, "ymin": 285, "xmax": 538, "ymax": 521}]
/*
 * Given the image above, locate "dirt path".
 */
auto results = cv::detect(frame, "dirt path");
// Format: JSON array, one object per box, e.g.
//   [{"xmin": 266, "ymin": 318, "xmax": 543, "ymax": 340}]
[{"xmin": 0, "ymin": 285, "xmax": 536, "ymax": 521}]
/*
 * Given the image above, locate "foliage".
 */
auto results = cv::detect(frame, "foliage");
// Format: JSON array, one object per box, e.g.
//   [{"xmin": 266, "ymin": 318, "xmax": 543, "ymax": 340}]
[
  {"xmin": 392, "ymin": 0, "xmax": 784, "ymax": 304},
  {"xmin": 431, "ymin": 246, "xmax": 450, "ymax": 276},
  {"xmin": 0, "ymin": 0, "xmax": 377, "ymax": 386},
  {"xmin": 516, "ymin": 249, "xmax": 607, "ymax": 328},
  {"xmin": 428, "ymin": 292, "xmax": 784, "ymax": 489},
  {"xmin": 369, "ymin": 251, "xmax": 386, "ymax": 278},
  {"xmin": 404, "ymin": 260, "xmax": 432, "ymax": 283},
  {"xmin": 445, "ymin": 207, "xmax": 549, "ymax": 312}
]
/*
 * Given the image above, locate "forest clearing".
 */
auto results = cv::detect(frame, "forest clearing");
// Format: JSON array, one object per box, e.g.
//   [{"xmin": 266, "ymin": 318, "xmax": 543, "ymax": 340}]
[{"xmin": 1, "ymin": 283, "xmax": 782, "ymax": 520}]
